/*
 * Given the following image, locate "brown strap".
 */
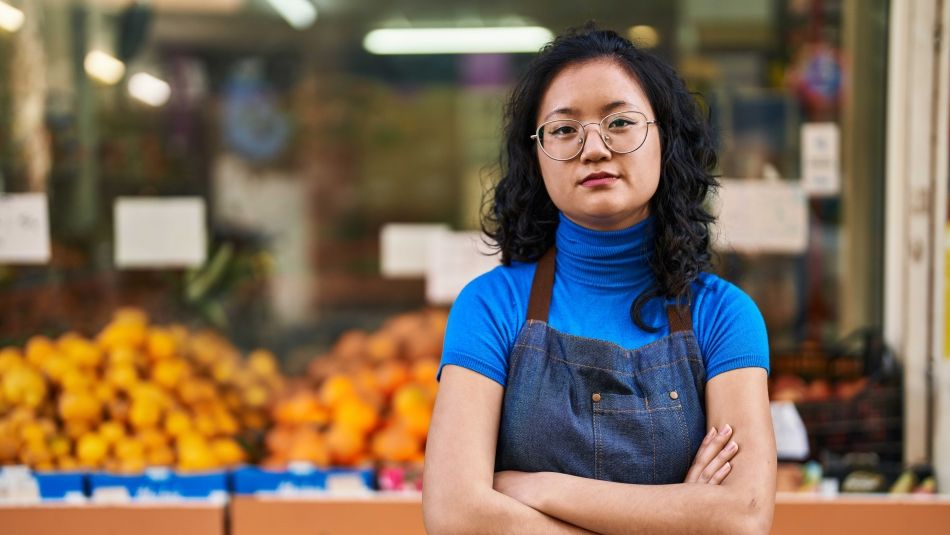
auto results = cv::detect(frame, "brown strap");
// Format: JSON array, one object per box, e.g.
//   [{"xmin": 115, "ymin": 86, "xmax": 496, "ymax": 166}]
[
  {"xmin": 527, "ymin": 247, "xmax": 556, "ymax": 322},
  {"xmin": 667, "ymin": 303, "xmax": 692, "ymax": 333}
]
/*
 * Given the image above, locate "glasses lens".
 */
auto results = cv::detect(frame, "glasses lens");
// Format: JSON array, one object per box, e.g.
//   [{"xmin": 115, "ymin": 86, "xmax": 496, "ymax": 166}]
[
  {"xmin": 537, "ymin": 120, "xmax": 584, "ymax": 160},
  {"xmin": 600, "ymin": 111, "xmax": 649, "ymax": 153}
]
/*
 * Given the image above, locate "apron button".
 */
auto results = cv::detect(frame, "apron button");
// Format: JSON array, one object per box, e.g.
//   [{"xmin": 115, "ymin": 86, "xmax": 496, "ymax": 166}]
[
  {"xmin": 592, "ymin": 393, "xmax": 602, "ymax": 402},
  {"xmin": 669, "ymin": 391, "xmax": 679, "ymax": 400}
]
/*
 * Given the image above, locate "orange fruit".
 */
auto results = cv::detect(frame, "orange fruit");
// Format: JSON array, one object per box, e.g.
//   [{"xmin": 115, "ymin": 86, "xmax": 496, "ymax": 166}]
[
  {"xmin": 98, "ymin": 421, "xmax": 126, "ymax": 445},
  {"xmin": 393, "ymin": 384, "xmax": 431, "ymax": 417},
  {"xmin": 64, "ymin": 420, "xmax": 92, "ymax": 441},
  {"xmin": 286, "ymin": 428, "xmax": 330, "ymax": 466},
  {"xmin": 326, "ymin": 424, "xmax": 365, "ymax": 465},
  {"xmin": 320, "ymin": 375, "xmax": 357, "ymax": 408},
  {"xmin": 273, "ymin": 392, "xmax": 328, "ymax": 426},
  {"xmin": 164, "ymin": 410, "xmax": 193, "ymax": 437},
  {"xmin": 2, "ymin": 365, "xmax": 47, "ymax": 409},
  {"xmin": 333, "ymin": 398, "xmax": 378, "ymax": 435},
  {"xmin": 211, "ymin": 438, "xmax": 246, "ymax": 466},
  {"xmin": 147, "ymin": 445, "xmax": 175, "ymax": 467},
  {"xmin": 371, "ymin": 424, "xmax": 420, "ymax": 462},
  {"xmin": 129, "ymin": 399, "xmax": 162, "ymax": 430},
  {"xmin": 398, "ymin": 405, "xmax": 432, "ymax": 439},
  {"xmin": 375, "ymin": 362, "xmax": 410, "ymax": 397},
  {"xmin": 411, "ymin": 359, "xmax": 440, "ymax": 385},
  {"xmin": 106, "ymin": 363, "xmax": 140, "ymax": 392},
  {"xmin": 146, "ymin": 328, "xmax": 177, "ymax": 360},
  {"xmin": 366, "ymin": 333, "xmax": 399, "ymax": 362},
  {"xmin": 25, "ymin": 336, "xmax": 56, "ymax": 368},
  {"xmin": 58, "ymin": 390, "xmax": 102, "ymax": 422},
  {"xmin": 136, "ymin": 428, "xmax": 169, "ymax": 450},
  {"xmin": 248, "ymin": 350, "xmax": 279, "ymax": 377},
  {"xmin": 108, "ymin": 344, "xmax": 141, "ymax": 367},
  {"xmin": 76, "ymin": 433, "xmax": 108, "ymax": 467}
]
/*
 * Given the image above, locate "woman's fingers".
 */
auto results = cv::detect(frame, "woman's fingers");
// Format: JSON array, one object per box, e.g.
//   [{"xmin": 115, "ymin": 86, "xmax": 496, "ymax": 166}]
[
  {"xmin": 698, "ymin": 440, "xmax": 739, "ymax": 483},
  {"xmin": 685, "ymin": 424, "xmax": 735, "ymax": 483},
  {"xmin": 708, "ymin": 461, "xmax": 732, "ymax": 485}
]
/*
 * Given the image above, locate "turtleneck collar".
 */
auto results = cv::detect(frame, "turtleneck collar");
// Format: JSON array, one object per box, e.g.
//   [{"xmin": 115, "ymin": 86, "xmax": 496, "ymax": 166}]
[{"xmin": 554, "ymin": 212, "xmax": 656, "ymax": 290}]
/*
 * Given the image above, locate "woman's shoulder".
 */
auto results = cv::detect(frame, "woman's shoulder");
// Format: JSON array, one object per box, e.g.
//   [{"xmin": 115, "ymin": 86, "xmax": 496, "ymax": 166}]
[{"xmin": 690, "ymin": 271, "xmax": 766, "ymax": 332}]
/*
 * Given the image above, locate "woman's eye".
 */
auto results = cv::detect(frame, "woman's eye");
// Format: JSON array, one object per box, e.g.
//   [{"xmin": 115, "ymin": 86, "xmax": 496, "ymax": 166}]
[
  {"xmin": 608, "ymin": 118, "xmax": 636, "ymax": 129},
  {"xmin": 550, "ymin": 125, "xmax": 578, "ymax": 136}
]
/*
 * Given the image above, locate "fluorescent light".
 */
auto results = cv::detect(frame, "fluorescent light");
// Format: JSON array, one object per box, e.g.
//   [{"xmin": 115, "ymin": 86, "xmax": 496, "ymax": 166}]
[
  {"xmin": 363, "ymin": 26, "xmax": 554, "ymax": 55},
  {"xmin": 0, "ymin": 1, "xmax": 24, "ymax": 33},
  {"xmin": 128, "ymin": 72, "xmax": 171, "ymax": 106},
  {"xmin": 265, "ymin": 0, "xmax": 317, "ymax": 30},
  {"xmin": 84, "ymin": 50, "xmax": 126, "ymax": 85}
]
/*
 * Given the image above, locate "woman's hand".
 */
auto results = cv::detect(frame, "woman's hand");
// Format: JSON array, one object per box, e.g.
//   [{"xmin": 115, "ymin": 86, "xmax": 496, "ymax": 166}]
[{"xmin": 684, "ymin": 424, "xmax": 739, "ymax": 484}]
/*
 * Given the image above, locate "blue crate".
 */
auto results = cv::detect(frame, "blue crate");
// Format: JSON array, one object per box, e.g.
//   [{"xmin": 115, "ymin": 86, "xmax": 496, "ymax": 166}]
[
  {"xmin": 231, "ymin": 464, "xmax": 375, "ymax": 495},
  {"xmin": 88, "ymin": 468, "xmax": 228, "ymax": 502},
  {"xmin": 33, "ymin": 471, "xmax": 87, "ymax": 501}
]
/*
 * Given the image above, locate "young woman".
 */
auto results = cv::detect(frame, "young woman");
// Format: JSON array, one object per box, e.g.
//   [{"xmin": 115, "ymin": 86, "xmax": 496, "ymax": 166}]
[{"xmin": 423, "ymin": 28, "xmax": 776, "ymax": 535}]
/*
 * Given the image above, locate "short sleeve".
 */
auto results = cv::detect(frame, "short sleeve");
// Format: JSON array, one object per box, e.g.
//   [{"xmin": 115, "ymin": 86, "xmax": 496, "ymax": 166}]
[
  {"xmin": 438, "ymin": 268, "xmax": 523, "ymax": 387},
  {"xmin": 695, "ymin": 277, "xmax": 771, "ymax": 381}
]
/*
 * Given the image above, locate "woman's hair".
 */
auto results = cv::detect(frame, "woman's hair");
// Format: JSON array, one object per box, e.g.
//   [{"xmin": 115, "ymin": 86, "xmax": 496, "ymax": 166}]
[{"xmin": 482, "ymin": 26, "xmax": 719, "ymax": 332}]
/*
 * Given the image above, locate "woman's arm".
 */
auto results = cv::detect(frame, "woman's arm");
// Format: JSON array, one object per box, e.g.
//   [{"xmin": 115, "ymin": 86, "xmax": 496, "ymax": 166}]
[
  {"xmin": 422, "ymin": 365, "xmax": 596, "ymax": 535},
  {"xmin": 494, "ymin": 368, "xmax": 777, "ymax": 535}
]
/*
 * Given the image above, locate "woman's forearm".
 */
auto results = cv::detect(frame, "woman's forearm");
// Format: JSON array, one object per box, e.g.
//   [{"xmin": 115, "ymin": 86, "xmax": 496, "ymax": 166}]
[
  {"xmin": 517, "ymin": 472, "xmax": 771, "ymax": 535},
  {"xmin": 424, "ymin": 487, "xmax": 597, "ymax": 535}
]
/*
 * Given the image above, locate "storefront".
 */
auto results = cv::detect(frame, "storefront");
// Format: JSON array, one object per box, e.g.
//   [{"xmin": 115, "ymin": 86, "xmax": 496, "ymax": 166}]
[{"xmin": 1, "ymin": 0, "xmax": 949, "ymax": 532}]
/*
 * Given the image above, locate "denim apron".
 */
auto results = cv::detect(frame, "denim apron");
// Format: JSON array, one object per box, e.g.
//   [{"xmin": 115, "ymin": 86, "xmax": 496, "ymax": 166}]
[{"xmin": 495, "ymin": 247, "xmax": 708, "ymax": 484}]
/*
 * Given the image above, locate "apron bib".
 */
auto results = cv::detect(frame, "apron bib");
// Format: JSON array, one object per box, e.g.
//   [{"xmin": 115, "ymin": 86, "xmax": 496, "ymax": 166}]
[{"xmin": 495, "ymin": 247, "xmax": 708, "ymax": 484}]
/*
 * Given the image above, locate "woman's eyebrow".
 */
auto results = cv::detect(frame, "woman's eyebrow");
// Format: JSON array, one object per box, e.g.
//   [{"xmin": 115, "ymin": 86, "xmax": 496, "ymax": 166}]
[{"xmin": 542, "ymin": 100, "xmax": 640, "ymax": 122}]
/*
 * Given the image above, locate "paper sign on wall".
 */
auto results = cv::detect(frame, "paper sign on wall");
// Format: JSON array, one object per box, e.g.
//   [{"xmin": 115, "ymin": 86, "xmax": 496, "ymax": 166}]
[
  {"xmin": 0, "ymin": 193, "xmax": 51, "ymax": 264},
  {"xmin": 381, "ymin": 223, "xmax": 451, "ymax": 278},
  {"xmin": 801, "ymin": 122, "xmax": 840, "ymax": 197},
  {"xmin": 425, "ymin": 231, "xmax": 500, "ymax": 304},
  {"xmin": 714, "ymin": 179, "xmax": 808, "ymax": 254},
  {"xmin": 115, "ymin": 197, "xmax": 207, "ymax": 268}
]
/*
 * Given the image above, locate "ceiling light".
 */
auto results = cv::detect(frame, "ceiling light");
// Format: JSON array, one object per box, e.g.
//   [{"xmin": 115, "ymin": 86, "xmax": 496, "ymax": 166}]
[
  {"xmin": 363, "ymin": 26, "xmax": 554, "ymax": 55},
  {"xmin": 265, "ymin": 0, "xmax": 317, "ymax": 30},
  {"xmin": 0, "ymin": 1, "xmax": 24, "ymax": 33},
  {"xmin": 128, "ymin": 72, "xmax": 171, "ymax": 106},
  {"xmin": 84, "ymin": 50, "xmax": 126, "ymax": 85},
  {"xmin": 628, "ymin": 25, "xmax": 660, "ymax": 48}
]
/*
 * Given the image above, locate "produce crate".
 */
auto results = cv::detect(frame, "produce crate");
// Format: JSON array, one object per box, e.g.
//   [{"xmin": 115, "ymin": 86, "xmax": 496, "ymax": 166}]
[{"xmin": 770, "ymin": 328, "xmax": 903, "ymax": 464}]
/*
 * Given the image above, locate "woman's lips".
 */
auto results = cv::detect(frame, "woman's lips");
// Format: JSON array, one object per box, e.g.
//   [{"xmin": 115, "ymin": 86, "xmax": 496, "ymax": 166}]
[{"xmin": 580, "ymin": 172, "xmax": 619, "ymax": 187}]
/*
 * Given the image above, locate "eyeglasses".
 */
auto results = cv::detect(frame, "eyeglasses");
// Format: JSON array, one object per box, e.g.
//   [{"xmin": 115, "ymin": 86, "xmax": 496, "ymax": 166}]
[{"xmin": 531, "ymin": 110, "xmax": 657, "ymax": 161}]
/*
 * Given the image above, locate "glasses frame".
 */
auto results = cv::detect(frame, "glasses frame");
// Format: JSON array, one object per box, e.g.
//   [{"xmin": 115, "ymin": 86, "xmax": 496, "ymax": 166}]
[{"xmin": 530, "ymin": 110, "xmax": 657, "ymax": 161}]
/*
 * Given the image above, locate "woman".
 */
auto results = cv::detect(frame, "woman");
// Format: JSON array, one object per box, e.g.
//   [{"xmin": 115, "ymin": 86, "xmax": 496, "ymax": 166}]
[{"xmin": 423, "ymin": 28, "xmax": 776, "ymax": 535}]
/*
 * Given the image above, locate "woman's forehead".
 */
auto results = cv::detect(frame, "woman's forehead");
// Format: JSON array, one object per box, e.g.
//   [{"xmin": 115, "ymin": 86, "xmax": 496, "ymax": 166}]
[{"xmin": 538, "ymin": 60, "xmax": 651, "ymax": 120}]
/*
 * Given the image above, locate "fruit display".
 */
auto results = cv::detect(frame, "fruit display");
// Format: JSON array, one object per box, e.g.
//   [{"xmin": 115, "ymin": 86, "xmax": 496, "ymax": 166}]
[
  {"xmin": 263, "ymin": 308, "xmax": 446, "ymax": 471},
  {"xmin": 0, "ymin": 308, "xmax": 284, "ymax": 473}
]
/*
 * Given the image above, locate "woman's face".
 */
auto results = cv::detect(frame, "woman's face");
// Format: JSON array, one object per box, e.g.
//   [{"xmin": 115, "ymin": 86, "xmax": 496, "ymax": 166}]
[{"xmin": 535, "ymin": 59, "xmax": 661, "ymax": 231}]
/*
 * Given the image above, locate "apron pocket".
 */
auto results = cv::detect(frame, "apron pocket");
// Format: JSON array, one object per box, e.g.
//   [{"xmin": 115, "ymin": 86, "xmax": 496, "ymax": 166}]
[{"xmin": 592, "ymin": 392, "xmax": 691, "ymax": 484}]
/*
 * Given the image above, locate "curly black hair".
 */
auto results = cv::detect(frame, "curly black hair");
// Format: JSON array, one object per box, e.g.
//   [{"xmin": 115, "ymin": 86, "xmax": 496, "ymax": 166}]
[{"xmin": 482, "ymin": 27, "xmax": 719, "ymax": 332}]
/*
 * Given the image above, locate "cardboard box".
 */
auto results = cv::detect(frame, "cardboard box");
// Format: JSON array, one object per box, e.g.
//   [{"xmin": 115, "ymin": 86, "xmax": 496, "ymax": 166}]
[
  {"xmin": 230, "ymin": 495, "xmax": 425, "ymax": 535},
  {"xmin": 0, "ymin": 503, "xmax": 225, "ymax": 535}
]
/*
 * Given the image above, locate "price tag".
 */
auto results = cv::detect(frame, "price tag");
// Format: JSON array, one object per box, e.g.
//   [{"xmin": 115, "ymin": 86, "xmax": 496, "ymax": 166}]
[
  {"xmin": 0, "ymin": 193, "xmax": 51, "ymax": 264},
  {"xmin": 801, "ymin": 122, "xmax": 840, "ymax": 197},
  {"xmin": 115, "ymin": 197, "xmax": 207, "ymax": 268}
]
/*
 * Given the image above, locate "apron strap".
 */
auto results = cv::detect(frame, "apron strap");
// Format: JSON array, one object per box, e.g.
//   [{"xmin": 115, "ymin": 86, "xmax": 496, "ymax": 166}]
[
  {"xmin": 527, "ymin": 247, "xmax": 556, "ymax": 322},
  {"xmin": 666, "ymin": 303, "xmax": 692, "ymax": 333}
]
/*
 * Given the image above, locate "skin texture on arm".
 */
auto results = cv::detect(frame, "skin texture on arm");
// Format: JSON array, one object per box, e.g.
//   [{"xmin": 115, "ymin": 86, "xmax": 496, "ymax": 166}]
[
  {"xmin": 494, "ymin": 368, "xmax": 777, "ymax": 535},
  {"xmin": 422, "ymin": 365, "xmax": 596, "ymax": 535}
]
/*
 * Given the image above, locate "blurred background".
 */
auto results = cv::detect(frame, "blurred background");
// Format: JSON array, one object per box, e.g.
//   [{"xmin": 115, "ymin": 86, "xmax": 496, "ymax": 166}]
[{"xmin": 1, "ymin": 0, "xmax": 949, "ymax": 531}]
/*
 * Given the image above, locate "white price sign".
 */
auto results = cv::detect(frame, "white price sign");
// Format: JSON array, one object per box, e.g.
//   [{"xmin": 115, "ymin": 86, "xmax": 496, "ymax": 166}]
[
  {"xmin": 0, "ymin": 193, "xmax": 51, "ymax": 264},
  {"xmin": 115, "ymin": 197, "xmax": 207, "ymax": 268}
]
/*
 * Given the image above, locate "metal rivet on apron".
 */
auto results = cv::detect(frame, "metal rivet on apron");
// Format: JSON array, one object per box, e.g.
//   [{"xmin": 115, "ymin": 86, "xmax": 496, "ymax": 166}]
[
  {"xmin": 592, "ymin": 393, "xmax": 602, "ymax": 402},
  {"xmin": 669, "ymin": 391, "xmax": 679, "ymax": 400}
]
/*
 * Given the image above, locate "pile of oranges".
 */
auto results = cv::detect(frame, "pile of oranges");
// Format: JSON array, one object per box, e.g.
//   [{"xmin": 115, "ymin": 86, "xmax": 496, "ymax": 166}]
[
  {"xmin": 0, "ymin": 308, "xmax": 283, "ymax": 473},
  {"xmin": 264, "ymin": 309, "xmax": 445, "ymax": 468}
]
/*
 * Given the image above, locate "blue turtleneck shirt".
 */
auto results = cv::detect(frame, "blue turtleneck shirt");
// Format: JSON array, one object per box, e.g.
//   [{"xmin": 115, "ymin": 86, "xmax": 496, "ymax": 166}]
[{"xmin": 439, "ymin": 213, "xmax": 770, "ymax": 386}]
